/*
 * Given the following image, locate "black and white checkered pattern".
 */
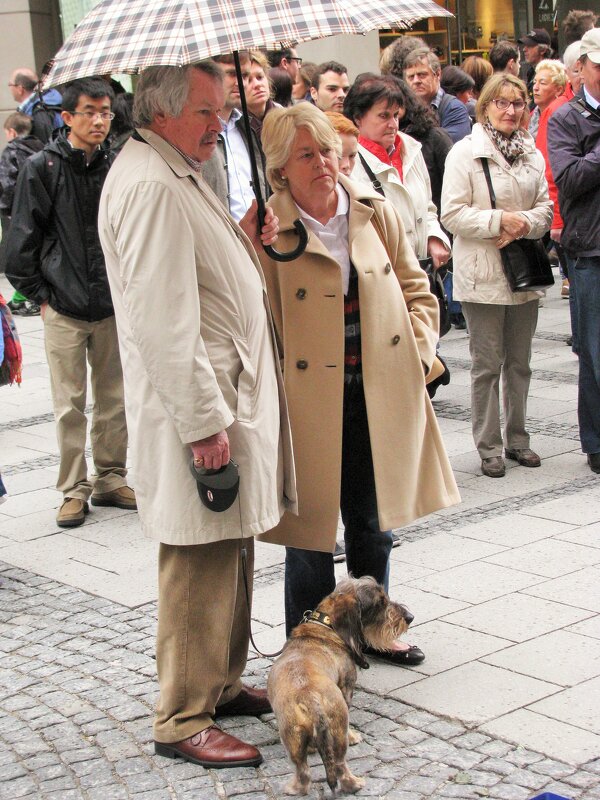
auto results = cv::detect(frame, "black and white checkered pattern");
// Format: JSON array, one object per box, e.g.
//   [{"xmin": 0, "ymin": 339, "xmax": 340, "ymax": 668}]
[{"xmin": 43, "ymin": 0, "xmax": 451, "ymax": 87}]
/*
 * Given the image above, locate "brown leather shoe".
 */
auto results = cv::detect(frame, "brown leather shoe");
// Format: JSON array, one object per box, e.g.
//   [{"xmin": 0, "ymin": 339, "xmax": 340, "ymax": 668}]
[
  {"xmin": 505, "ymin": 448, "xmax": 541, "ymax": 468},
  {"xmin": 90, "ymin": 486, "xmax": 137, "ymax": 509},
  {"xmin": 154, "ymin": 725, "xmax": 262, "ymax": 768},
  {"xmin": 214, "ymin": 685, "xmax": 271, "ymax": 718},
  {"xmin": 481, "ymin": 456, "xmax": 505, "ymax": 478},
  {"xmin": 57, "ymin": 498, "xmax": 89, "ymax": 528}
]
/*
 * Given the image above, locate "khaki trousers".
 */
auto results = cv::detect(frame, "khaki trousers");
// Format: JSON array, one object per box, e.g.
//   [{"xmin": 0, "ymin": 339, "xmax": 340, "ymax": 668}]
[
  {"xmin": 154, "ymin": 537, "xmax": 254, "ymax": 743},
  {"xmin": 43, "ymin": 306, "xmax": 128, "ymax": 500},
  {"xmin": 462, "ymin": 300, "xmax": 538, "ymax": 459}
]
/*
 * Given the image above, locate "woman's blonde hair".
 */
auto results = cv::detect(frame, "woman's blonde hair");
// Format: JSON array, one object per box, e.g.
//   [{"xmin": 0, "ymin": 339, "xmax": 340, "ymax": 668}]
[
  {"xmin": 534, "ymin": 58, "xmax": 567, "ymax": 89},
  {"xmin": 475, "ymin": 73, "xmax": 527, "ymax": 124},
  {"xmin": 261, "ymin": 104, "xmax": 342, "ymax": 191},
  {"xmin": 249, "ymin": 49, "xmax": 270, "ymax": 72}
]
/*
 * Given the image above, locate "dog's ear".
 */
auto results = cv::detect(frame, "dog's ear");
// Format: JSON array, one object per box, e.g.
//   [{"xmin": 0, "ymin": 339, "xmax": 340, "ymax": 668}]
[{"xmin": 327, "ymin": 593, "xmax": 369, "ymax": 669}]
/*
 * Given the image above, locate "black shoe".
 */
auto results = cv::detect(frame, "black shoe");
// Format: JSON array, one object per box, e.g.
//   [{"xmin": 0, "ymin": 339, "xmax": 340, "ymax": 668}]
[
  {"xmin": 450, "ymin": 313, "xmax": 467, "ymax": 330},
  {"xmin": 19, "ymin": 301, "xmax": 41, "ymax": 316},
  {"xmin": 588, "ymin": 453, "xmax": 600, "ymax": 474},
  {"xmin": 333, "ymin": 541, "xmax": 346, "ymax": 563},
  {"xmin": 7, "ymin": 300, "xmax": 26, "ymax": 315},
  {"xmin": 364, "ymin": 644, "xmax": 425, "ymax": 666}
]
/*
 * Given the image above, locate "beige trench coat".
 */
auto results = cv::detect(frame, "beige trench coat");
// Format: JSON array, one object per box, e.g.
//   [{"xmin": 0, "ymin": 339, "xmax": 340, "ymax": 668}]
[
  {"xmin": 441, "ymin": 123, "xmax": 553, "ymax": 305},
  {"xmin": 258, "ymin": 176, "xmax": 460, "ymax": 553},
  {"xmin": 98, "ymin": 130, "xmax": 296, "ymax": 545}
]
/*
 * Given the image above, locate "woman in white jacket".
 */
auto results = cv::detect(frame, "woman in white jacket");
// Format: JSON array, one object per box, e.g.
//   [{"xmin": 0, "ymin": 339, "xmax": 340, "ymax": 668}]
[
  {"xmin": 440, "ymin": 74, "xmax": 552, "ymax": 478},
  {"xmin": 344, "ymin": 73, "xmax": 450, "ymax": 266}
]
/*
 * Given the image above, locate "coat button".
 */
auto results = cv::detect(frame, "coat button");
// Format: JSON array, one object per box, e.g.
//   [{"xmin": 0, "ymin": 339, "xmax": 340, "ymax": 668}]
[
  {"xmin": 391, "ymin": 335, "xmax": 400, "ymax": 345},
  {"xmin": 296, "ymin": 288, "xmax": 307, "ymax": 299},
  {"xmin": 296, "ymin": 359, "xmax": 308, "ymax": 369},
  {"xmin": 416, "ymin": 217, "xmax": 423, "ymax": 223},
  {"xmin": 384, "ymin": 263, "xmax": 392, "ymax": 274}
]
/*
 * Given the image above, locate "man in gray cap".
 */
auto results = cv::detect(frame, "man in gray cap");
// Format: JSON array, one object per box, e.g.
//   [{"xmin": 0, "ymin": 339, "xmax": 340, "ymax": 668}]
[
  {"xmin": 518, "ymin": 28, "xmax": 553, "ymax": 102},
  {"xmin": 547, "ymin": 27, "xmax": 600, "ymax": 475}
]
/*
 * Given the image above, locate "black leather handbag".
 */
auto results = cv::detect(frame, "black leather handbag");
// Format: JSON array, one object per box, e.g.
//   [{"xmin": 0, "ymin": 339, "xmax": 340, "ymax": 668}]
[
  {"xmin": 481, "ymin": 158, "xmax": 554, "ymax": 292},
  {"xmin": 419, "ymin": 257, "xmax": 451, "ymax": 338}
]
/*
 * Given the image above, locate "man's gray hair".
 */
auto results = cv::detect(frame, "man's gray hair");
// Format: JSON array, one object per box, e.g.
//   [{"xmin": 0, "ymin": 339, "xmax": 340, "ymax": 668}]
[
  {"xmin": 403, "ymin": 47, "xmax": 441, "ymax": 75},
  {"xmin": 133, "ymin": 61, "xmax": 223, "ymax": 127}
]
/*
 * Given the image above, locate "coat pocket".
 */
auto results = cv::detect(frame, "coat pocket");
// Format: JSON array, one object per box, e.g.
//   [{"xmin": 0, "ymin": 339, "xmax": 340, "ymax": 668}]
[{"xmin": 232, "ymin": 337, "xmax": 256, "ymax": 423}]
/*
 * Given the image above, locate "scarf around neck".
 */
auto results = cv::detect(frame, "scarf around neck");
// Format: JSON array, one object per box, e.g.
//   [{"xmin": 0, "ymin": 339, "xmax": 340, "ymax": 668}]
[
  {"xmin": 483, "ymin": 121, "xmax": 526, "ymax": 165},
  {"xmin": 359, "ymin": 134, "xmax": 404, "ymax": 182}
]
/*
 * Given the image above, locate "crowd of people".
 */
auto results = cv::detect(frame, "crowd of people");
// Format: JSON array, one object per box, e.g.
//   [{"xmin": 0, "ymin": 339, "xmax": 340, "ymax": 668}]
[{"xmin": 1, "ymin": 13, "xmax": 600, "ymax": 772}]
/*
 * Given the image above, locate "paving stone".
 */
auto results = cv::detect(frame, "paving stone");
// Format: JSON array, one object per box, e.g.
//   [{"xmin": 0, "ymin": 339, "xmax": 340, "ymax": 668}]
[
  {"xmin": 564, "ymin": 771, "xmax": 600, "ymax": 790},
  {"xmin": 530, "ymin": 758, "xmax": 576, "ymax": 779},
  {"xmin": 488, "ymin": 785, "xmax": 532, "ymax": 800}
]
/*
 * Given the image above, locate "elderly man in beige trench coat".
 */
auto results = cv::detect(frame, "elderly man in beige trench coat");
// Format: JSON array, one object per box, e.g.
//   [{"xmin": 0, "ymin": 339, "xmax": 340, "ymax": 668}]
[{"xmin": 98, "ymin": 62, "xmax": 296, "ymax": 770}]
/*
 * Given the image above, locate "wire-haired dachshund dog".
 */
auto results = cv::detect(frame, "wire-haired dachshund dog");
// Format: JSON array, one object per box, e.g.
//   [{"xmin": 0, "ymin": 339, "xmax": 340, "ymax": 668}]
[{"xmin": 268, "ymin": 576, "xmax": 414, "ymax": 795}]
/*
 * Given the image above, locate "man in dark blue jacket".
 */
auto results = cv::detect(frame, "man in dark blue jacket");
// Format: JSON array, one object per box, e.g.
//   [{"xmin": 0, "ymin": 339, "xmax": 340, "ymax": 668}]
[
  {"xmin": 5, "ymin": 77, "xmax": 137, "ymax": 525},
  {"xmin": 547, "ymin": 28, "xmax": 600, "ymax": 475}
]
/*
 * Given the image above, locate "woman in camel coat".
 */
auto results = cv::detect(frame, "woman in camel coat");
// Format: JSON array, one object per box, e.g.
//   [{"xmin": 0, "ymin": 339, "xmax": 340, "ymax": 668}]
[{"xmin": 259, "ymin": 104, "xmax": 460, "ymax": 665}]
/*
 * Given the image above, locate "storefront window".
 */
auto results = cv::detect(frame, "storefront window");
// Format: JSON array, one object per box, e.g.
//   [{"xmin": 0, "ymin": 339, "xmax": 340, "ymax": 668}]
[{"xmin": 380, "ymin": 0, "xmax": 551, "ymax": 65}]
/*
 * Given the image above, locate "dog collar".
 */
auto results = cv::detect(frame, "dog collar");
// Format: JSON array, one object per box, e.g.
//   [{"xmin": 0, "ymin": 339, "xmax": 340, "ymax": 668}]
[
  {"xmin": 301, "ymin": 610, "xmax": 369, "ymax": 669},
  {"xmin": 301, "ymin": 610, "xmax": 333, "ymax": 628}
]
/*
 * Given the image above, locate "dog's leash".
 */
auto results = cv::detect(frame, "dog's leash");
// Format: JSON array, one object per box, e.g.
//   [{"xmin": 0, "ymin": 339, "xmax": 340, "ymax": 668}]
[{"xmin": 237, "ymin": 479, "xmax": 288, "ymax": 658}]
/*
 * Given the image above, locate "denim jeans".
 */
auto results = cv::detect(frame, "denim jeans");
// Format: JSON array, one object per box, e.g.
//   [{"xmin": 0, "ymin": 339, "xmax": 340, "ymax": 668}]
[
  {"xmin": 284, "ymin": 379, "xmax": 393, "ymax": 635},
  {"xmin": 572, "ymin": 257, "xmax": 600, "ymax": 454},
  {"xmin": 565, "ymin": 255, "xmax": 579, "ymax": 355},
  {"xmin": 443, "ymin": 268, "xmax": 462, "ymax": 316}
]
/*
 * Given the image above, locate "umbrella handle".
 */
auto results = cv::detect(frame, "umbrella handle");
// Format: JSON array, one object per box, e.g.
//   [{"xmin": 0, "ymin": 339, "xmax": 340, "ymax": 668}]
[
  {"xmin": 263, "ymin": 218, "xmax": 309, "ymax": 262},
  {"xmin": 233, "ymin": 50, "xmax": 308, "ymax": 263}
]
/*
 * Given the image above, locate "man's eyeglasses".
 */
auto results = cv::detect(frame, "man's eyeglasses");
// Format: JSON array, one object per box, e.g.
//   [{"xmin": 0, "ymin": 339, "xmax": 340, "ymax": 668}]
[
  {"xmin": 491, "ymin": 99, "xmax": 526, "ymax": 112},
  {"xmin": 290, "ymin": 57, "xmax": 303, "ymax": 64},
  {"xmin": 71, "ymin": 111, "xmax": 115, "ymax": 121}
]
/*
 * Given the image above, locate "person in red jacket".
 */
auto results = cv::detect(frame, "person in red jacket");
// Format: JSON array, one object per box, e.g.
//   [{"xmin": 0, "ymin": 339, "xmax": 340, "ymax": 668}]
[{"xmin": 535, "ymin": 42, "xmax": 583, "ymax": 347}]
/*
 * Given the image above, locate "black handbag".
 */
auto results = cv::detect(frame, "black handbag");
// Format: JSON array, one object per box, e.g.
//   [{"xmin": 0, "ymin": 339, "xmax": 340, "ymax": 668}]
[
  {"xmin": 481, "ymin": 158, "xmax": 554, "ymax": 292},
  {"xmin": 419, "ymin": 257, "xmax": 451, "ymax": 338}
]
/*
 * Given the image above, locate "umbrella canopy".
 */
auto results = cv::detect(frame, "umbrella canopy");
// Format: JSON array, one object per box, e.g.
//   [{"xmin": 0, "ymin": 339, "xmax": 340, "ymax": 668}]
[{"xmin": 44, "ymin": 0, "xmax": 451, "ymax": 87}]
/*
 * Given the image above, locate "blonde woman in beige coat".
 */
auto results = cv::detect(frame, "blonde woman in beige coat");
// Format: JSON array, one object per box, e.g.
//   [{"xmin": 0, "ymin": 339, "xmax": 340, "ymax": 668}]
[
  {"xmin": 441, "ymin": 74, "xmax": 552, "ymax": 479},
  {"xmin": 259, "ymin": 103, "xmax": 460, "ymax": 667}
]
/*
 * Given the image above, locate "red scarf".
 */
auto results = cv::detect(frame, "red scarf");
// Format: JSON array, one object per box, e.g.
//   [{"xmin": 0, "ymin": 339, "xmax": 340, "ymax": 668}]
[{"xmin": 358, "ymin": 134, "xmax": 404, "ymax": 182}]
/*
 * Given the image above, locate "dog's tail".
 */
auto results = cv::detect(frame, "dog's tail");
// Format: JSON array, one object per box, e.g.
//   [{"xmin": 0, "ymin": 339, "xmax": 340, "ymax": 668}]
[{"xmin": 315, "ymin": 711, "xmax": 338, "ymax": 793}]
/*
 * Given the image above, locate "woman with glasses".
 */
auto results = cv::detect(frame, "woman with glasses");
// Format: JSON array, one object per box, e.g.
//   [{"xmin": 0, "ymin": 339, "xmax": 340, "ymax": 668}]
[{"xmin": 441, "ymin": 74, "xmax": 552, "ymax": 479}]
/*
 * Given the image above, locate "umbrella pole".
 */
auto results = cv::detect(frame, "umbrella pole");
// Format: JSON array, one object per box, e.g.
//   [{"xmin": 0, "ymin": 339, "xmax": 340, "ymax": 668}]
[{"xmin": 233, "ymin": 50, "xmax": 307, "ymax": 262}]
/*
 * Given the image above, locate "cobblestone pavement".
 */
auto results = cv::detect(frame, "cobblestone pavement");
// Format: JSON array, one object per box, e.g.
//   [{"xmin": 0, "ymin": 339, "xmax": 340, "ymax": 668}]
[{"xmin": 2, "ymin": 561, "xmax": 600, "ymax": 800}]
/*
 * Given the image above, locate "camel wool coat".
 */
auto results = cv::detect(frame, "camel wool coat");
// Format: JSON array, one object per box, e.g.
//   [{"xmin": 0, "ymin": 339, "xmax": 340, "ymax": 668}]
[
  {"xmin": 98, "ymin": 130, "xmax": 296, "ymax": 545},
  {"xmin": 258, "ymin": 175, "xmax": 460, "ymax": 553}
]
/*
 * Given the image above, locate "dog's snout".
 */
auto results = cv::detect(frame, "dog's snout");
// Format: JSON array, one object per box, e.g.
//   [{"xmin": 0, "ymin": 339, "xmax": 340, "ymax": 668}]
[{"xmin": 403, "ymin": 608, "xmax": 414, "ymax": 626}]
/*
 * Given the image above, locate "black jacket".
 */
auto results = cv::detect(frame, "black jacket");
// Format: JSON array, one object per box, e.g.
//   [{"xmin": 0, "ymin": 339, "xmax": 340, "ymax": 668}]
[
  {"xmin": 5, "ymin": 133, "xmax": 115, "ymax": 321},
  {"xmin": 0, "ymin": 135, "xmax": 44, "ymax": 216},
  {"xmin": 547, "ymin": 91, "xmax": 600, "ymax": 257}
]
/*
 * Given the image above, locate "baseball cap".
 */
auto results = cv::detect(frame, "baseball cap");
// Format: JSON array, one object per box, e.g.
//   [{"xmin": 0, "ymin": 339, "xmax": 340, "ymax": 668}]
[
  {"xmin": 189, "ymin": 458, "xmax": 240, "ymax": 512},
  {"xmin": 580, "ymin": 27, "xmax": 600, "ymax": 64},
  {"xmin": 518, "ymin": 28, "xmax": 551, "ymax": 47}
]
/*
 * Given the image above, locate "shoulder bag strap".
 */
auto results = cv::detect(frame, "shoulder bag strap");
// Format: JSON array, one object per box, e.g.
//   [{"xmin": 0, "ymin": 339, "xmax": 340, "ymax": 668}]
[
  {"xmin": 358, "ymin": 152, "xmax": 385, "ymax": 196},
  {"xmin": 480, "ymin": 157, "xmax": 496, "ymax": 209}
]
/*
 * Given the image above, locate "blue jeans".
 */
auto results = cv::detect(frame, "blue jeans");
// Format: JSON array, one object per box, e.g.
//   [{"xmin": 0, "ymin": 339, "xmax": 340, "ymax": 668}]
[
  {"xmin": 284, "ymin": 379, "xmax": 393, "ymax": 635},
  {"xmin": 443, "ymin": 269, "xmax": 462, "ymax": 316},
  {"xmin": 572, "ymin": 257, "xmax": 600, "ymax": 454},
  {"xmin": 565, "ymin": 255, "xmax": 579, "ymax": 355}
]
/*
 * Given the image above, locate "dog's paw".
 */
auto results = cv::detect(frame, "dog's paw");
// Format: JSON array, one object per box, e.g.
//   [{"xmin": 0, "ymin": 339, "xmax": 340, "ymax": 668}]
[
  {"xmin": 284, "ymin": 777, "xmax": 310, "ymax": 796},
  {"xmin": 348, "ymin": 727, "xmax": 362, "ymax": 746},
  {"xmin": 339, "ymin": 773, "xmax": 365, "ymax": 794}
]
